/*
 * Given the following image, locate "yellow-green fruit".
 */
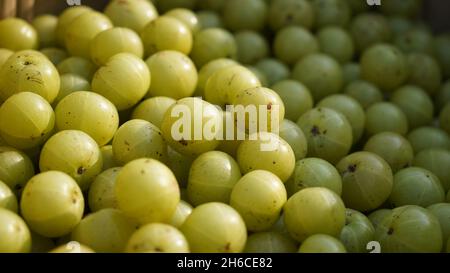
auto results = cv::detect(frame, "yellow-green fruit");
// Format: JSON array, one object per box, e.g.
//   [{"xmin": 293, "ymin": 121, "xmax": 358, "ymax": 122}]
[
  {"xmin": 32, "ymin": 15, "xmax": 58, "ymax": 48},
  {"xmin": 0, "ymin": 146, "xmax": 35, "ymax": 195},
  {"xmin": 40, "ymin": 48, "xmax": 68, "ymax": 65},
  {"xmin": 131, "ymin": 97, "xmax": 176, "ymax": 129},
  {"xmin": 195, "ymin": 58, "xmax": 238, "ymax": 97},
  {"xmin": 52, "ymin": 73, "xmax": 91, "ymax": 106},
  {"xmin": 0, "ymin": 18, "xmax": 38, "ymax": 50},
  {"xmin": 56, "ymin": 6, "xmax": 92, "ymax": 46},
  {"xmin": 57, "ymin": 56, "xmax": 97, "ymax": 81},
  {"xmin": 49, "ymin": 243, "xmax": 95, "ymax": 253},
  {"xmin": 0, "ymin": 180, "xmax": 18, "ymax": 213},
  {"xmin": 244, "ymin": 231, "xmax": 298, "ymax": 253},
  {"xmin": 88, "ymin": 167, "xmax": 121, "ymax": 212},
  {"xmin": 0, "ymin": 208, "xmax": 31, "ymax": 253},
  {"xmin": 104, "ymin": 0, "xmax": 158, "ymax": 33},
  {"xmin": 0, "ymin": 48, "xmax": 13, "ymax": 67},
  {"xmin": 298, "ymin": 234, "xmax": 347, "ymax": 253},
  {"xmin": 170, "ymin": 200, "xmax": 193, "ymax": 228},
  {"xmin": 165, "ymin": 8, "xmax": 200, "ymax": 33}
]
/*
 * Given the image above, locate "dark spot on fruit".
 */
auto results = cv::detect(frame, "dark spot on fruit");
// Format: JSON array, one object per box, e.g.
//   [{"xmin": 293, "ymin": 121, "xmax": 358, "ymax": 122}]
[
  {"xmin": 286, "ymin": 14, "xmax": 294, "ymax": 22},
  {"xmin": 267, "ymin": 103, "xmax": 272, "ymax": 110},
  {"xmin": 272, "ymin": 161, "xmax": 276, "ymax": 164},
  {"xmin": 154, "ymin": 247, "xmax": 162, "ymax": 252},
  {"xmin": 77, "ymin": 167, "xmax": 86, "ymax": 175},
  {"xmin": 179, "ymin": 139, "xmax": 188, "ymax": 146},
  {"xmin": 323, "ymin": 129, "xmax": 327, "ymax": 134},
  {"xmin": 224, "ymin": 243, "xmax": 231, "ymax": 251},
  {"xmin": 311, "ymin": 126, "xmax": 320, "ymax": 136},
  {"xmin": 347, "ymin": 164, "xmax": 357, "ymax": 173},
  {"xmin": 141, "ymin": 169, "xmax": 145, "ymax": 175},
  {"xmin": 24, "ymin": 61, "xmax": 31, "ymax": 65},
  {"xmin": 72, "ymin": 198, "xmax": 77, "ymax": 204},
  {"xmin": 124, "ymin": 141, "xmax": 130, "ymax": 146},
  {"xmin": 387, "ymin": 228, "xmax": 394, "ymax": 235},
  {"xmin": 14, "ymin": 184, "xmax": 23, "ymax": 191}
]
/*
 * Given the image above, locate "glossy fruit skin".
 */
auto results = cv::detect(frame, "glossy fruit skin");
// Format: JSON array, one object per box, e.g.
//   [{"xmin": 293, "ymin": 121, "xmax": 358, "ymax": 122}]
[
  {"xmin": 317, "ymin": 94, "xmax": 365, "ymax": 144},
  {"xmin": 165, "ymin": 8, "xmax": 200, "ymax": 34},
  {"xmin": 0, "ymin": 146, "xmax": 35, "ymax": 195},
  {"xmin": 223, "ymin": 0, "xmax": 267, "ymax": 31},
  {"xmin": 244, "ymin": 231, "xmax": 297, "ymax": 253},
  {"xmin": 49, "ymin": 242, "xmax": 94, "ymax": 253},
  {"xmin": 317, "ymin": 26, "xmax": 354, "ymax": 64},
  {"xmin": 298, "ymin": 234, "xmax": 347, "ymax": 253},
  {"xmin": 287, "ymin": 158, "xmax": 342, "ymax": 197},
  {"xmin": 112, "ymin": 119, "xmax": 167, "ymax": 166},
  {"xmin": 115, "ymin": 158, "xmax": 180, "ymax": 224},
  {"xmin": 0, "ymin": 50, "xmax": 60, "ymax": 104},
  {"xmin": 336, "ymin": 151, "xmax": 394, "ymax": 212},
  {"xmin": 284, "ymin": 187, "xmax": 346, "ymax": 242},
  {"xmin": 64, "ymin": 11, "xmax": 113, "ymax": 58},
  {"xmin": 255, "ymin": 58, "xmax": 290, "ymax": 86},
  {"xmin": 344, "ymin": 80, "xmax": 383, "ymax": 109},
  {"xmin": 52, "ymin": 73, "xmax": 91, "ymax": 106},
  {"xmin": 427, "ymin": 203, "xmax": 450, "ymax": 252},
  {"xmin": 170, "ymin": 200, "xmax": 193, "ymax": 228},
  {"xmin": 230, "ymin": 170, "xmax": 287, "ymax": 231},
  {"xmin": 190, "ymin": 28, "xmax": 237, "ymax": 68},
  {"xmin": 90, "ymin": 27, "xmax": 144, "ymax": 66},
  {"xmin": 131, "ymin": 97, "xmax": 176, "ymax": 129},
  {"xmin": 0, "ymin": 208, "xmax": 31, "ymax": 253},
  {"xmin": 0, "ymin": 92, "xmax": 55, "ymax": 150},
  {"xmin": 204, "ymin": 65, "xmax": 260, "ymax": 106},
  {"xmin": 125, "ymin": 223, "xmax": 189, "ymax": 253},
  {"xmin": 407, "ymin": 53, "xmax": 442, "ymax": 95},
  {"xmin": 0, "ymin": 18, "xmax": 38, "ymax": 50},
  {"xmin": 374, "ymin": 205, "xmax": 443, "ymax": 253},
  {"xmin": 407, "ymin": 127, "xmax": 450, "ymax": 154},
  {"xmin": 340, "ymin": 209, "xmax": 375, "ymax": 253},
  {"xmin": 161, "ymin": 97, "xmax": 222, "ymax": 157},
  {"xmin": 292, "ymin": 54, "xmax": 343, "ymax": 101},
  {"xmin": 237, "ymin": 132, "xmax": 295, "ymax": 183},
  {"xmin": 92, "ymin": 53, "xmax": 150, "ymax": 111},
  {"xmin": 268, "ymin": 0, "xmax": 314, "ymax": 31},
  {"xmin": 195, "ymin": 58, "xmax": 238, "ymax": 97},
  {"xmin": 368, "ymin": 209, "xmax": 392, "ymax": 230},
  {"xmin": 311, "ymin": 0, "xmax": 351, "ymax": 28},
  {"xmin": 180, "ymin": 202, "xmax": 247, "ymax": 253},
  {"xmin": 56, "ymin": 6, "xmax": 92, "ymax": 46},
  {"xmin": 363, "ymin": 132, "xmax": 414, "ymax": 173},
  {"xmin": 365, "ymin": 102, "xmax": 409, "ymax": 136},
  {"xmin": 273, "ymin": 26, "xmax": 318, "ymax": 65},
  {"xmin": 39, "ymin": 130, "xmax": 103, "ymax": 191},
  {"xmin": 297, "ymin": 107, "xmax": 353, "ymax": 164},
  {"xmin": 32, "ymin": 15, "xmax": 58, "ymax": 48},
  {"xmin": 57, "ymin": 56, "xmax": 97, "ymax": 81},
  {"xmin": 234, "ymin": 31, "xmax": 269, "ymax": 65},
  {"xmin": 141, "ymin": 16, "xmax": 193, "ymax": 57},
  {"xmin": 413, "ymin": 149, "xmax": 450, "ymax": 192},
  {"xmin": 279, "ymin": 119, "xmax": 308, "ymax": 161},
  {"xmin": 99, "ymin": 145, "xmax": 118, "ymax": 171},
  {"xmin": 272, "ymin": 80, "xmax": 313, "ymax": 122},
  {"xmin": 88, "ymin": 167, "xmax": 121, "ymax": 212},
  {"xmin": 20, "ymin": 171, "xmax": 84, "ymax": 238},
  {"xmin": 187, "ymin": 151, "xmax": 241, "ymax": 206},
  {"xmin": 0, "ymin": 180, "xmax": 18, "ymax": 213},
  {"xmin": 389, "ymin": 167, "xmax": 445, "ymax": 207},
  {"xmin": 350, "ymin": 13, "xmax": 392, "ymax": 53},
  {"xmin": 71, "ymin": 208, "xmax": 138, "ymax": 253},
  {"xmin": 104, "ymin": 0, "xmax": 158, "ymax": 33},
  {"xmin": 360, "ymin": 44, "xmax": 408, "ymax": 91},
  {"xmin": 55, "ymin": 91, "xmax": 119, "ymax": 146},
  {"xmin": 146, "ymin": 51, "xmax": 197, "ymax": 99}
]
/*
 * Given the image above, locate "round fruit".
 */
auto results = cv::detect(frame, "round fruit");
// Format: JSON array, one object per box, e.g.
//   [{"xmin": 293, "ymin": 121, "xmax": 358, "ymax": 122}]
[
  {"xmin": 375, "ymin": 205, "xmax": 442, "ymax": 253},
  {"xmin": 40, "ymin": 48, "xmax": 68, "ymax": 65},
  {"xmin": 284, "ymin": 187, "xmax": 346, "ymax": 242},
  {"xmin": 268, "ymin": 0, "xmax": 314, "ymax": 31},
  {"xmin": 195, "ymin": 58, "xmax": 237, "ymax": 96},
  {"xmin": 104, "ymin": 0, "xmax": 158, "ymax": 33},
  {"xmin": 389, "ymin": 167, "xmax": 445, "ymax": 207},
  {"xmin": 49, "ymin": 243, "xmax": 94, "ymax": 253},
  {"xmin": 234, "ymin": 31, "xmax": 269, "ymax": 64},
  {"xmin": 394, "ymin": 29, "xmax": 434, "ymax": 55},
  {"xmin": 360, "ymin": 44, "xmax": 408, "ymax": 91},
  {"xmin": 64, "ymin": 11, "xmax": 113, "ymax": 58},
  {"xmin": 92, "ymin": 53, "xmax": 150, "ymax": 110},
  {"xmin": 0, "ymin": 180, "xmax": 18, "ymax": 212},
  {"xmin": 311, "ymin": 0, "xmax": 351, "ymax": 28},
  {"xmin": 317, "ymin": 26, "xmax": 354, "ymax": 64},
  {"xmin": 131, "ymin": 97, "xmax": 176, "ymax": 129},
  {"xmin": 0, "ymin": 146, "xmax": 35, "ymax": 195},
  {"xmin": 350, "ymin": 13, "xmax": 391, "ymax": 53},
  {"xmin": 255, "ymin": 58, "xmax": 290, "ymax": 86},
  {"xmin": 112, "ymin": 119, "xmax": 167, "ymax": 165},
  {"xmin": 413, "ymin": 149, "xmax": 450, "ymax": 192},
  {"xmin": 365, "ymin": 102, "xmax": 409, "ymax": 136},
  {"xmin": 165, "ymin": 8, "xmax": 200, "ymax": 33},
  {"xmin": 292, "ymin": 53, "xmax": 343, "ymax": 101},
  {"xmin": 0, "ymin": 50, "xmax": 60, "ymax": 103},
  {"xmin": 180, "ymin": 202, "xmax": 247, "ymax": 253},
  {"xmin": 20, "ymin": 171, "xmax": 84, "ymax": 238},
  {"xmin": 273, "ymin": 26, "xmax": 318, "ymax": 65},
  {"xmin": 52, "ymin": 73, "xmax": 91, "ymax": 106},
  {"xmin": 363, "ymin": 132, "xmax": 414, "ymax": 173},
  {"xmin": 279, "ymin": 119, "xmax": 307, "ymax": 161},
  {"xmin": 381, "ymin": 0, "xmax": 423, "ymax": 18},
  {"xmin": 57, "ymin": 56, "xmax": 97, "ymax": 81},
  {"xmin": 297, "ymin": 107, "xmax": 353, "ymax": 164},
  {"xmin": 196, "ymin": 11, "xmax": 223, "ymax": 29},
  {"xmin": 237, "ymin": 132, "xmax": 295, "ymax": 182},
  {"xmin": 170, "ymin": 200, "xmax": 193, "ymax": 228},
  {"xmin": 39, "ymin": 130, "xmax": 103, "ymax": 191},
  {"xmin": 0, "ymin": 18, "xmax": 38, "ymax": 50},
  {"xmin": 223, "ymin": 0, "xmax": 267, "ymax": 31},
  {"xmin": 244, "ymin": 232, "xmax": 297, "ymax": 253},
  {"xmin": 141, "ymin": 16, "xmax": 193, "ymax": 57},
  {"xmin": 340, "ymin": 209, "xmax": 375, "ymax": 253},
  {"xmin": 342, "ymin": 62, "xmax": 361, "ymax": 85},
  {"xmin": 115, "ymin": 158, "xmax": 180, "ymax": 224},
  {"xmin": 427, "ymin": 203, "xmax": 450, "ymax": 251},
  {"xmin": 125, "ymin": 223, "xmax": 189, "ymax": 253},
  {"xmin": 287, "ymin": 158, "xmax": 342, "ymax": 197},
  {"xmin": 344, "ymin": 80, "xmax": 383, "ymax": 110},
  {"xmin": 161, "ymin": 97, "xmax": 222, "ymax": 156},
  {"xmin": 187, "ymin": 151, "xmax": 241, "ymax": 206},
  {"xmin": 166, "ymin": 146, "xmax": 195, "ymax": 187},
  {"xmin": 145, "ymin": 50, "xmax": 197, "ymax": 99},
  {"xmin": 368, "ymin": 209, "xmax": 392, "ymax": 230},
  {"xmin": 90, "ymin": 27, "xmax": 143, "ymax": 66},
  {"xmin": 407, "ymin": 127, "xmax": 450, "ymax": 154},
  {"xmin": 0, "ymin": 208, "xmax": 31, "ymax": 253},
  {"xmin": 271, "ymin": 80, "xmax": 313, "ymax": 122},
  {"xmin": 32, "ymin": 15, "xmax": 58, "ymax": 48},
  {"xmin": 0, "ymin": 92, "xmax": 55, "ymax": 150},
  {"xmin": 230, "ymin": 170, "xmax": 287, "ymax": 231},
  {"xmin": 100, "ymin": 145, "xmax": 118, "ymax": 171},
  {"xmin": 336, "ymin": 151, "xmax": 394, "ymax": 212},
  {"xmin": 88, "ymin": 167, "xmax": 121, "ymax": 212},
  {"xmin": 407, "ymin": 53, "xmax": 442, "ymax": 95},
  {"xmin": 55, "ymin": 91, "xmax": 119, "ymax": 146},
  {"xmin": 298, "ymin": 234, "xmax": 346, "ymax": 253},
  {"xmin": 71, "ymin": 208, "xmax": 138, "ymax": 253},
  {"xmin": 56, "ymin": 6, "xmax": 92, "ymax": 46}
]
